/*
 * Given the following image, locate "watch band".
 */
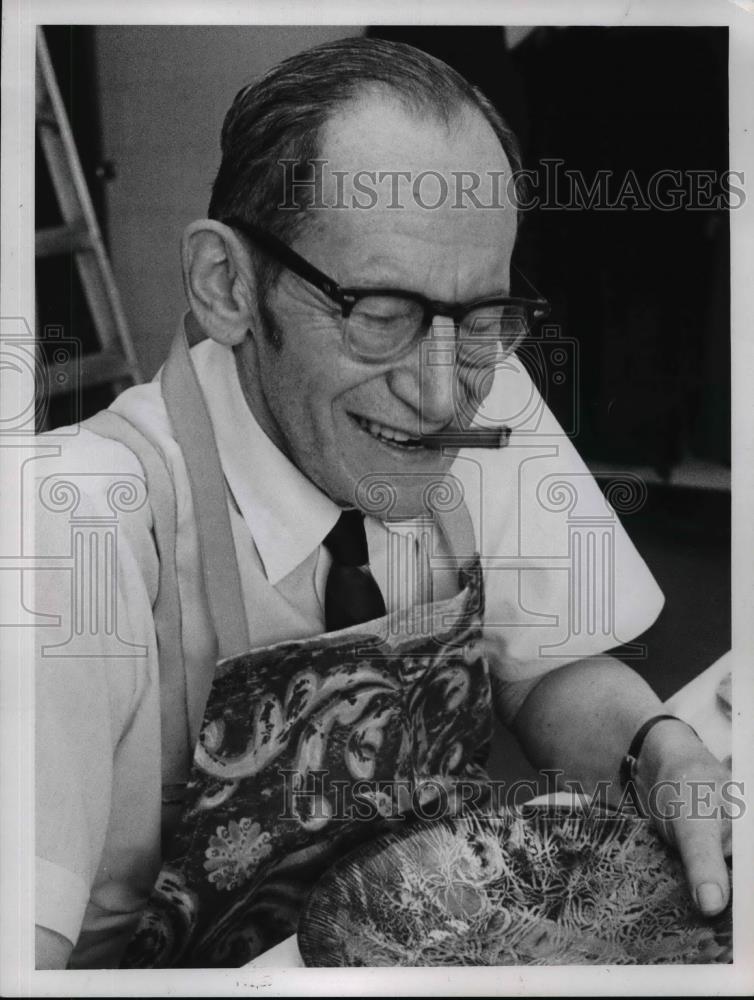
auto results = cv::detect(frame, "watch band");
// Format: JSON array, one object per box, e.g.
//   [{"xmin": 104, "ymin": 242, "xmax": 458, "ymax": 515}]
[{"xmin": 619, "ymin": 714, "xmax": 700, "ymax": 788}]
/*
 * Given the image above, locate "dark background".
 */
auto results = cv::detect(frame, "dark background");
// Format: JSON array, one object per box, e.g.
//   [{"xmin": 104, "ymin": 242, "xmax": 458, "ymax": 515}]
[
  {"xmin": 369, "ymin": 26, "xmax": 730, "ymax": 475},
  {"xmin": 37, "ymin": 27, "xmax": 731, "ymax": 771},
  {"xmin": 372, "ymin": 26, "xmax": 731, "ymax": 723}
]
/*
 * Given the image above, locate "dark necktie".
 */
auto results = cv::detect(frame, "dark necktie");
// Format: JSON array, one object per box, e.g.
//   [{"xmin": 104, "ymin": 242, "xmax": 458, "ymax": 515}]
[{"xmin": 323, "ymin": 509, "xmax": 387, "ymax": 632}]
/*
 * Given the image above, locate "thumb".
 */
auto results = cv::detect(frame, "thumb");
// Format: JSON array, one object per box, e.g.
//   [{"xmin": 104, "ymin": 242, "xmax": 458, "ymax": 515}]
[{"xmin": 672, "ymin": 815, "xmax": 731, "ymax": 916}]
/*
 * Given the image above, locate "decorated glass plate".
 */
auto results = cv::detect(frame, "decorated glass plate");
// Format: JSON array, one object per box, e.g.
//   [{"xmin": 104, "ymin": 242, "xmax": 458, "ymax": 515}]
[{"xmin": 298, "ymin": 807, "xmax": 732, "ymax": 966}]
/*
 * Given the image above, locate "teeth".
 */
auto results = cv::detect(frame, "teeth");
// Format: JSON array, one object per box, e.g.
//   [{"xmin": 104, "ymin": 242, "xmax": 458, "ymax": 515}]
[{"xmin": 358, "ymin": 417, "xmax": 415, "ymax": 444}]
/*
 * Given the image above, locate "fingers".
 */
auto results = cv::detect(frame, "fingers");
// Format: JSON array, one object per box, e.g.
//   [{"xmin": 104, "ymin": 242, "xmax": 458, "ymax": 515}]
[
  {"xmin": 641, "ymin": 740, "xmax": 734, "ymax": 917},
  {"xmin": 672, "ymin": 815, "xmax": 731, "ymax": 916}
]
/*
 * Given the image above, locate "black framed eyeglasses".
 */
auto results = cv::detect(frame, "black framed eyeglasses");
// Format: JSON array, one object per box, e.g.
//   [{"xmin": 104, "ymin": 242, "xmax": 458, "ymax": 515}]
[{"xmin": 224, "ymin": 215, "xmax": 550, "ymax": 366}]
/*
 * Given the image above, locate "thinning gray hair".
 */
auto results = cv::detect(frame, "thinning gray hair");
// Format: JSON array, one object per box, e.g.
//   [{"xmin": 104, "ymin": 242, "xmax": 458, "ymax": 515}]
[{"xmin": 209, "ymin": 35, "xmax": 522, "ymax": 258}]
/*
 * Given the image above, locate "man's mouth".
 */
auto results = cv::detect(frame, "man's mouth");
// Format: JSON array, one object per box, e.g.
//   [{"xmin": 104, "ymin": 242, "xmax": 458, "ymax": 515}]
[{"xmin": 352, "ymin": 414, "xmax": 425, "ymax": 450}]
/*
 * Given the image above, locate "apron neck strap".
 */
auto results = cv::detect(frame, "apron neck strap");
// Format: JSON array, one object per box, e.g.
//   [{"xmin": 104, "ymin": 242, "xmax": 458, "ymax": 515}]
[
  {"xmin": 161, "ymin": 325, "xmax": 251, "ymax": 659},
  {"xmin": 160, "ymin": 324, "xmax": 480, "ymax": 654}
]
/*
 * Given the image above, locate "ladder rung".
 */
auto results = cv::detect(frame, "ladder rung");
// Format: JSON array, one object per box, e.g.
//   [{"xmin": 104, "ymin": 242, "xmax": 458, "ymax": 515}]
[
  {"xmin": 36, "ymin": 110, "xmax": 59, "ymax": 130},
  {"xmin": 36, "ymin": 222, "xmax": 93, "ymax": 257},
  {"xmin": 47, "ymin": 349, "xmax": 137, "ymax": 395}
]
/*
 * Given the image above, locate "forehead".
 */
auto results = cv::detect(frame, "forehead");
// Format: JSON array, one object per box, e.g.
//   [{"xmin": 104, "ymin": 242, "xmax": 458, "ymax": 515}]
[
  {"xmin": 294, "ymin": 91, "xmax": 517, "ymax": 296},
  {"xmin": 319, "ymin": 88, "xmax": 511, "ymax": 183}
]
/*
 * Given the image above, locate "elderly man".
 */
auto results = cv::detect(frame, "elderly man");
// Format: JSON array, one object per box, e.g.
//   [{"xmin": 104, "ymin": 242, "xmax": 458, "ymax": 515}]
[{"xmin": 35, "ymin": 37, "xmax": 730, "ymax": 969}]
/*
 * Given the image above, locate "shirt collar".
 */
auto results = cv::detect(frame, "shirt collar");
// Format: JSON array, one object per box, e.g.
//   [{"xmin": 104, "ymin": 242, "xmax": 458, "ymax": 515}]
[{"xmin": 187, "ymin": 326, "xmax": 341, "ymax": 585}]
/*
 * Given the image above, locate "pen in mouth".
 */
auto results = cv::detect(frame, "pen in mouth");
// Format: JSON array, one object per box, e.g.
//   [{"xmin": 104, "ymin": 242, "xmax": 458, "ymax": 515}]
[{"xmin": 417, "ymin": 426, "xmax": 511, "ymax": 450}]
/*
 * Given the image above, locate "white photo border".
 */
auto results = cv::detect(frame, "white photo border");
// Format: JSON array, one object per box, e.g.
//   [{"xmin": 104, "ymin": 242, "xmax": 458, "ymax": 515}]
[{"xmin": 2, "ymin": 0, "xmax": 753, "ymax": 995}]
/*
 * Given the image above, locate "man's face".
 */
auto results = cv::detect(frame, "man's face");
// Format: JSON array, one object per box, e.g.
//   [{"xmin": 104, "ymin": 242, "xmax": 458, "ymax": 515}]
[{"xmin": 236, "ymin": 93, "xmax": 518, "ymax": 515}]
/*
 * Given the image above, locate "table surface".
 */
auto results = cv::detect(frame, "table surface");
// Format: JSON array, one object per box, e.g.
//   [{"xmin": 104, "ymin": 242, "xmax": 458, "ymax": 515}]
[{"xmin": 246, "ymin": 650, "xmax": 733, "ymax": 969}]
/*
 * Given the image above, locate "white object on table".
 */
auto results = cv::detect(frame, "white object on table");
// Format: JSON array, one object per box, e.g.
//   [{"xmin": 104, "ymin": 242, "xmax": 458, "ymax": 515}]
[
  {"xmin": 245, "ymin": 651, "xmax": 733, "ymax": 969},
  {"xmin": 664, "ymin": 649, "xmax": 731, "ymax": 763},
  {"xmin": 248, "ymin": 933, "xmax": 301, "ymax": 967}
]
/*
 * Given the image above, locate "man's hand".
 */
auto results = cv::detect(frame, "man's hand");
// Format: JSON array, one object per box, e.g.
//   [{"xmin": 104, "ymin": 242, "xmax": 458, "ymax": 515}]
[
  {"xmin": 633, "ymin": 719, "xmax": 732, "ymax": 916},
  {"xmin": 505, "ymin": 654, "xmax": 734, "ymax": 918}
]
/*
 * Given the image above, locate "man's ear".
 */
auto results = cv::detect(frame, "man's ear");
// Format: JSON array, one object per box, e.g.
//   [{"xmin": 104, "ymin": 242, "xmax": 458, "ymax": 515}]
[{"xmin": 181, "ymin": 220, "xmax": 256, "ymax": 346}]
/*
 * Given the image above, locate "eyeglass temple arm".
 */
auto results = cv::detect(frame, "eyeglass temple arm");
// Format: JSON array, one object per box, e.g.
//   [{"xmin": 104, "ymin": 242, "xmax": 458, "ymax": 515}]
[
  {"xmin": 225, "ymin": 216, "xmax": 549, "ymax": 318},
  {"xmin": 512, "ymin": 263, "xmax": 548, "ymax": 303},
  {"xmin": 223, "ymin": 215, "xmax": 344, "ymax": 302}
]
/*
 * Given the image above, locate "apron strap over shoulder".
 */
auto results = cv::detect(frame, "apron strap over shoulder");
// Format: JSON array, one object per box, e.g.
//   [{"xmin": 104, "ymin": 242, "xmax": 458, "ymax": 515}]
[
  {"xmin": 161, "ymin": 329, "xmax": 251, "ymax": 663},
  {"xmin": 81, "ymin": 409, "xmax": 191, "ymax": 791}
]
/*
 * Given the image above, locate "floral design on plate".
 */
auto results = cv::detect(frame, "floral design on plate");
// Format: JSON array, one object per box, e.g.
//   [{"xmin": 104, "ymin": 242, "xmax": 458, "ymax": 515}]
[{"xmin": 298, "ymin": 806, "xmax": 732, "ymax": 966}]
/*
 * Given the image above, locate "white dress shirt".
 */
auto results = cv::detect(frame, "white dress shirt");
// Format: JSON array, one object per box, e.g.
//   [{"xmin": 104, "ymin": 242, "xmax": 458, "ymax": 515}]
[{"xmin": 33, "ymin": 328, "xmax": 663, "ymax": 966}]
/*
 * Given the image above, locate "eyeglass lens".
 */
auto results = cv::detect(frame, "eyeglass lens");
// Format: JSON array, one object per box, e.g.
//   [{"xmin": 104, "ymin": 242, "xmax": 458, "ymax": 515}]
[{"xmin": 344, "ymin": 296, "xmax": 533, "ymax": 365}]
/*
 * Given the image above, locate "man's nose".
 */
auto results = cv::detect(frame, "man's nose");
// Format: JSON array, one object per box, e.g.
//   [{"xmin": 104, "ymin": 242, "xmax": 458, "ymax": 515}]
[{"xmin": 387, "ymin": 315, "xmax": 458, "ymax": 426}]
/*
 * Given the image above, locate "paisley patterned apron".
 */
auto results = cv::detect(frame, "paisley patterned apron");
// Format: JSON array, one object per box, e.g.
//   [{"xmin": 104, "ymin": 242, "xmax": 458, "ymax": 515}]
[{"xmin": 89, "ymin": 331, "xmax": 494, "ymax": 968}]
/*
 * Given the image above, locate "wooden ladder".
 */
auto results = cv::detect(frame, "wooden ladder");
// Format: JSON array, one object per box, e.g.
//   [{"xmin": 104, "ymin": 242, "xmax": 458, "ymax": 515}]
[{"xmin": 35, "ymin": 27, "xmax": 142, "ymax": 409}]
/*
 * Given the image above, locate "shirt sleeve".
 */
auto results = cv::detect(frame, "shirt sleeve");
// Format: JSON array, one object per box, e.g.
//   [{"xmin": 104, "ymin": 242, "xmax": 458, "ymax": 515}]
[
  {"xmin": 32, "ymin": 431, "xmax": 160, "ymax": 947},
  {"xmin": 456, "ymin": 362, "xmax": 664, "ymax": 687}
]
